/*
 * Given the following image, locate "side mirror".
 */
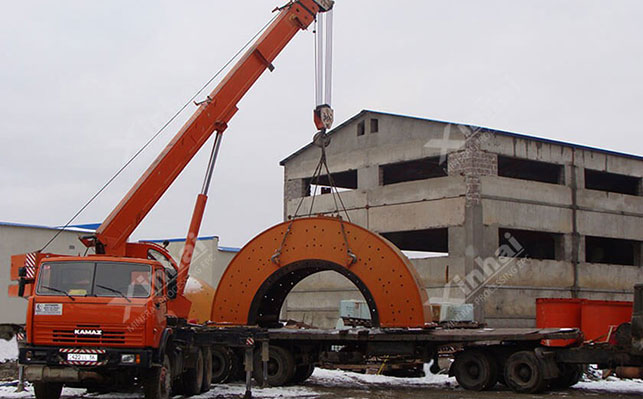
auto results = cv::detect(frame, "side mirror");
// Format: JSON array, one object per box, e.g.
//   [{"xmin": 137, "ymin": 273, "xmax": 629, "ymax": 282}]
[
  {"xmin": 18, "ymin": 278, "xmax": 26, "ymax": 297},
  {"xmin": 17, "ymin": 267, "xmax": 28, "ymax": 297}
]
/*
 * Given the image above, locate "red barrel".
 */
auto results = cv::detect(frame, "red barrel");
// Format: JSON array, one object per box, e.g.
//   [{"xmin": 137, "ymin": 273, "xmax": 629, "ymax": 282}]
[
  {"xmin": 536, "ymin": 298, "xmax": 582, "ymax": 347},
  {"xmin": 580, "ymin": 300, "xmax": 632, "ymax": 342}
]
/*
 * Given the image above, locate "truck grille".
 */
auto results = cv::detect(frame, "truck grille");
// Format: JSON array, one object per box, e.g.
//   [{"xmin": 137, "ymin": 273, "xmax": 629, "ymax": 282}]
[{"xmin": 34, "ymin": 324, "xmax": 145, "ymax": 347}]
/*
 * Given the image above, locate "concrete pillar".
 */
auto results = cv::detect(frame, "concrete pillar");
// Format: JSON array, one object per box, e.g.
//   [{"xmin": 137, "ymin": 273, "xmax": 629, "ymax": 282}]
[
  {"xmin": 446, "ymin": 127, "xmax": 498, "ymax": 322},
  {"xmin": 483, "ymin": 225, "xmax": 500, "ymax": 258},
  {"xmin": 578, "ymin": 236, "xmax": 586, "ymax": 263},
  {"xmin": 561, "ymin": 234, "xmax": 574, "ymax": 262},
  {"xmin": 465, "ymin": 204, "xmax": 486, "ymax": 322},
  {"xmin": 569, "ymin": 151, "xmax": 581, "ymax": 297},
  {"xmin": 357, "ymin": 166, "xmax": 380, "ymax": 190},
  {"xmin": 448, "ymin": 226, "xmax": 466, "ymax": 257},
  {"xmin": 569, "ymin": 164, "xmax": 585, "ymax": 188},
  {"xmin": 564, "ymin": 165, "xmax": 573, "ymax": 187}
]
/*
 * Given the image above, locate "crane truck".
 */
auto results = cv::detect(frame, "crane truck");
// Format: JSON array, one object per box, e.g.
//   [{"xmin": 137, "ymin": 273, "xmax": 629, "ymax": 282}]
[
  {"xmin": 8, "ymin": 1, "xmax": 642, "ymax": 399},
  {"xmin": 9, "ymin": 1, "xmax": 334, "ymax": 398}
]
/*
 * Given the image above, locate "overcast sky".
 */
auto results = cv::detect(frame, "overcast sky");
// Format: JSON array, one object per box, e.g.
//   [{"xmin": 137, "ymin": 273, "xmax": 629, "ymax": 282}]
[{"xmin": 1, "ymin": 0, "xmax": 641, "ymax": 249}]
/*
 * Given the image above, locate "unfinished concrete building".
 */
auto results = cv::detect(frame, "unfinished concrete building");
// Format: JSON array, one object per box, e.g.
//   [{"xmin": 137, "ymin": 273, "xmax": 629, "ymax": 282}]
[{"xmin": 280, "ymin": 110, "xmax": 643, "ymax": 328}]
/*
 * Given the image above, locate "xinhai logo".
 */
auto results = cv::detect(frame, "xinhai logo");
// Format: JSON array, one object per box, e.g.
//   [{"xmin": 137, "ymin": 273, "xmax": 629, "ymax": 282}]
[{"xmin": 74, "ymin": 329, "xmax": 102, "ymax": 336}]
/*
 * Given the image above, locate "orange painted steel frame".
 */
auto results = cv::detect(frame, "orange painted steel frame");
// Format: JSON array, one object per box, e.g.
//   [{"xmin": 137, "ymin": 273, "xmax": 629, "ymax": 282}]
[
  {"xmin": 91, "ymin": 0, "xmax": 326, "ymax": 258},
  {"xmin": 211, "ymin": 217, "xmax": 433, "ymax": 328}
]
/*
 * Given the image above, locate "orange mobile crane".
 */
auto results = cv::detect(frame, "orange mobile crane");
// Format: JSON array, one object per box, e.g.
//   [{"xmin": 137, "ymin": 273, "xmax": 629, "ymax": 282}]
[
  {"xmin": 13, "ymin": 1, "xmax": 634, "ymax": 397},
  {"xmin": 9, "ymin": 2, "xmax": 334, "ymax": 398}
]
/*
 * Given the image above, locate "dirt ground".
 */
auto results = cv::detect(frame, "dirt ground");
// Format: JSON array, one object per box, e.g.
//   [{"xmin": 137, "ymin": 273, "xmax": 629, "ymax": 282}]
[
  {"xmin": 0, "ymin": 382, "xmax": 640, "ymax": 398},
  {"xmin": 302, "ymin": 384, "xmax": 642, "ymax": 399},
  {"xmin": 0, "ymin": 362, "xmax": 17, "ymax": 382},
  {"xmin": 0, "ymin": 363, "xmax": 640, "ymax": 399}
]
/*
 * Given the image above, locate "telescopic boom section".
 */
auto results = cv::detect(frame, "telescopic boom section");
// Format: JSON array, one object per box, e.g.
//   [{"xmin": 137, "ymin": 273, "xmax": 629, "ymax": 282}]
[{"xmin": 91, "ymin": 0, "xmax": 333, "ymax": 256}]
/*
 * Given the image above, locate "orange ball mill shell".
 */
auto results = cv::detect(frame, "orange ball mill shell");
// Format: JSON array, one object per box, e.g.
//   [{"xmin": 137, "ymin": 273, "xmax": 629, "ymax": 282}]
[{"xmin": 211, "ymin": 216, "xmax": 432, "ymax": 328}]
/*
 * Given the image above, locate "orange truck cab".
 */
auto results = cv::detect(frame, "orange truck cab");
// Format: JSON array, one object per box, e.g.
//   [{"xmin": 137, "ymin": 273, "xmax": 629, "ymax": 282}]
[
  {"xmin": 16, "ymin": 245, "xmax": 187, "ymax": 395},
  {"xmin": 25, "ymin": 255, "xmax": 170, "ymax": 353}
]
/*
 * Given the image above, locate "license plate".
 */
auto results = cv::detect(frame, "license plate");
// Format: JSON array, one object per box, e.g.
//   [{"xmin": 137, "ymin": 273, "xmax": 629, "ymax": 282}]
[{"xmin": 67, "ymin": 353, "xmax": 98, "ymax": 362}]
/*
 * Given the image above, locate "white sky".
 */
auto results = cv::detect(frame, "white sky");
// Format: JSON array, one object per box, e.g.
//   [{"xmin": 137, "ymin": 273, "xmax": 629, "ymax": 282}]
[{"xmin": 1, "ymin": 0, "xmax": 641, "ymax": 249}]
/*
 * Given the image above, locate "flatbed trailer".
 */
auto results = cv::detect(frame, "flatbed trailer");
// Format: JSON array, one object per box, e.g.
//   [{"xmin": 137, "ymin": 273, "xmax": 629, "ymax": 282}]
[
  {"xmin": 188, "ymin": 324, "xmax": 584, "ymax": 394},
  {"xmin": 198, "ymin": 315, "xmax": 641, "ymax": 395},
  {"xmin": 242, "ymin": 285, "xmax": 642, "ymax": 394}
]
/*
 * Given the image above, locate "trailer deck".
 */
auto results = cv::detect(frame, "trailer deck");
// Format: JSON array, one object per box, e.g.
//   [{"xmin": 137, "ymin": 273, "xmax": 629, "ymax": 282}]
[{"xmin": 267, "ymin": 327, "xmax": 580, "ymax": 343}]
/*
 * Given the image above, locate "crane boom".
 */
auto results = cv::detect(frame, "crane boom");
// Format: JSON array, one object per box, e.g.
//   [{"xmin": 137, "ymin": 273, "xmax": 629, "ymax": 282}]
[{"xmin": 91, "ymin": 0, "xmax": 333, "ymax": 256}]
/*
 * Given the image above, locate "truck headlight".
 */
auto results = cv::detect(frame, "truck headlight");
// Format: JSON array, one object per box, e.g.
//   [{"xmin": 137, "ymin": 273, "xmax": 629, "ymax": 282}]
[{"xmin": 121, "ymin": 354, "xmax": 136, "ymax": 364}]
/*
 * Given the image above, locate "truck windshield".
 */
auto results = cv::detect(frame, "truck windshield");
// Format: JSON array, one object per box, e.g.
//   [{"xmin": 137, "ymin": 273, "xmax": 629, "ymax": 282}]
[{"xmin": 37, "ymin": 262, "xmax": 152, "ymax": 298}]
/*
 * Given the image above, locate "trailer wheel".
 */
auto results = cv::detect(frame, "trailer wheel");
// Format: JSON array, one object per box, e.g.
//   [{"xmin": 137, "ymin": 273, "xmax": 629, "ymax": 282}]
[
  {"xmin": 211, "ymin": 345, "xmax": 233, "ymax": 383},
  {"xmin": 182, "ymin": 348, "xmax": 205, "ymax": 396},
  {"xmin": 290, "ymin": 364, "xmax": 315, "ymax": 384},
  {"xmin": 452, "ymin": 349, "xmax": 498, "ymax": 391},
  {"xmin": 253, "ymin": 345, "xmax": 295, "ymax": 386},
  {"xmin": 201, "ymin": 347, "xmax": 213, "ymax": 393},
  {"xmin": 143, "ymin": 354, "xmax": 172, "ymax": 399},
  {"xmin": 33, "ymin": 382, "xmax": 63, "ymax": 399},
  {"xmin": 550, "ymin": 364, "xmax": 583, "ymax": 389},
  {"xmin": 504, "ymin": 351, "xmax": 548, "ymax": 394}
]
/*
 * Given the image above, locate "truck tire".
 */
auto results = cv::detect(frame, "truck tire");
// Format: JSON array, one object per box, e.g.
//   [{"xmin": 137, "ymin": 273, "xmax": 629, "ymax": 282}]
[
  {"xmin": 182, "ymin": 348, "xmax": 205, "ymax": 396},
  {"xmin": 253, "ymin": 345, "xmax": 295, "ymax": 386},
  {"xmin": 201, "ymin": 347, "xmax": 213, "ymax": 393},
  {"xmin": 290, "ymin": 364, "xmax": 315, "ymax": 384},
  {"xmin": 211, "ymin": 345, "xmax": 233, "ymax": 383},
  {"xmin": 33, "ymin": 382, "xmax": 63, "ymax": 399},
  {"xmin": 504, "ymin": 350, "xmax": 548, "ymax": 394},
  {"xmin": 550, "ymin": 364, "xmax": 583, "ymax": 389},
  {"xmin": 452, "ymin": 349, "xmax": 498, "ymax": 391},
  {"xmin": 143, "ymin": 354, "xmax": 172, "ymax": 399}
]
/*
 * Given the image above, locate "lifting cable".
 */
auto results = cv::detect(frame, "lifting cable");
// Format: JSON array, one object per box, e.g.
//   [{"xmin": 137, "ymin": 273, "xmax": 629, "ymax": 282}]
[
  {"xmin": 40, "ymin": 12, "xmax": 280, "ymax": 252},
  {"xmin": 293, "ymin": 8, "xmax": 349, "ymax": 223},
  {"xmin": 273, "ymin": 9, "xmax": 357, "ymax": 266}
]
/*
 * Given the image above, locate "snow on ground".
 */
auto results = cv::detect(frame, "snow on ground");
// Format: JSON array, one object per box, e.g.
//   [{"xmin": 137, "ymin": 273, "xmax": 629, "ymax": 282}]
[
  {"xmin": 0, "ymin": 365, "xmax": 640, "ymax": 398},
  {"xmin": 0, "ymin": 386, "xmax": 86, "ymax": 399},
  {"xmin": 310, "ymin": 364, "xmax": 452, "ymax": 388},
  {"xmin": 576, "ymin": 376, "xmax": 643, "ymax": 393},
  {"xmin": 0, "ymin": 383, "xmax": 318, "ymax": 399},
  {"xmin": 0, "ymin": 339, "xmax": 17, "ymax": 363},
  {"xmin": 203, "ymin": 383, "xmax": 320, "ymax": 398}
]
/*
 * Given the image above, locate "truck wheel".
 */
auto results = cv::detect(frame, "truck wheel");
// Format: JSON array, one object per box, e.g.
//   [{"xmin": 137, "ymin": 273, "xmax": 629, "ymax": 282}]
[
  {"xmin": 182, "ymin": 348, "xmax": 205, "ymax": 396},
  {"xmin": 201, "ymin": 347, "xmax": 213, "ymax": 393},
  {"xmin": 253, "ymin": 345, "xmax": 295, "ymax": 386},
  {"xmin": 452, "ymin": 349, "xmax": 498, "ymax": 391},
  {"xmin": 550, "ymin": 364, "xmax": 583, "ymax": 389},
  {"xmin": 290, "ymin": 364, "xmax": 315, "ymax": 384},
  {"xmin": 143, "ymin": 354, "xmax": 172, "ymax": 399},
  {"xmin": 33, "ymin": 382, "xmax": 63, "ymax": 399},
  {"xmin": 504, "ymin": 350, "xmax": 548, "ymax": 394},
  {"xmin": 211, "ymin": 345, "xmax": 233, "ymax": 383}
]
